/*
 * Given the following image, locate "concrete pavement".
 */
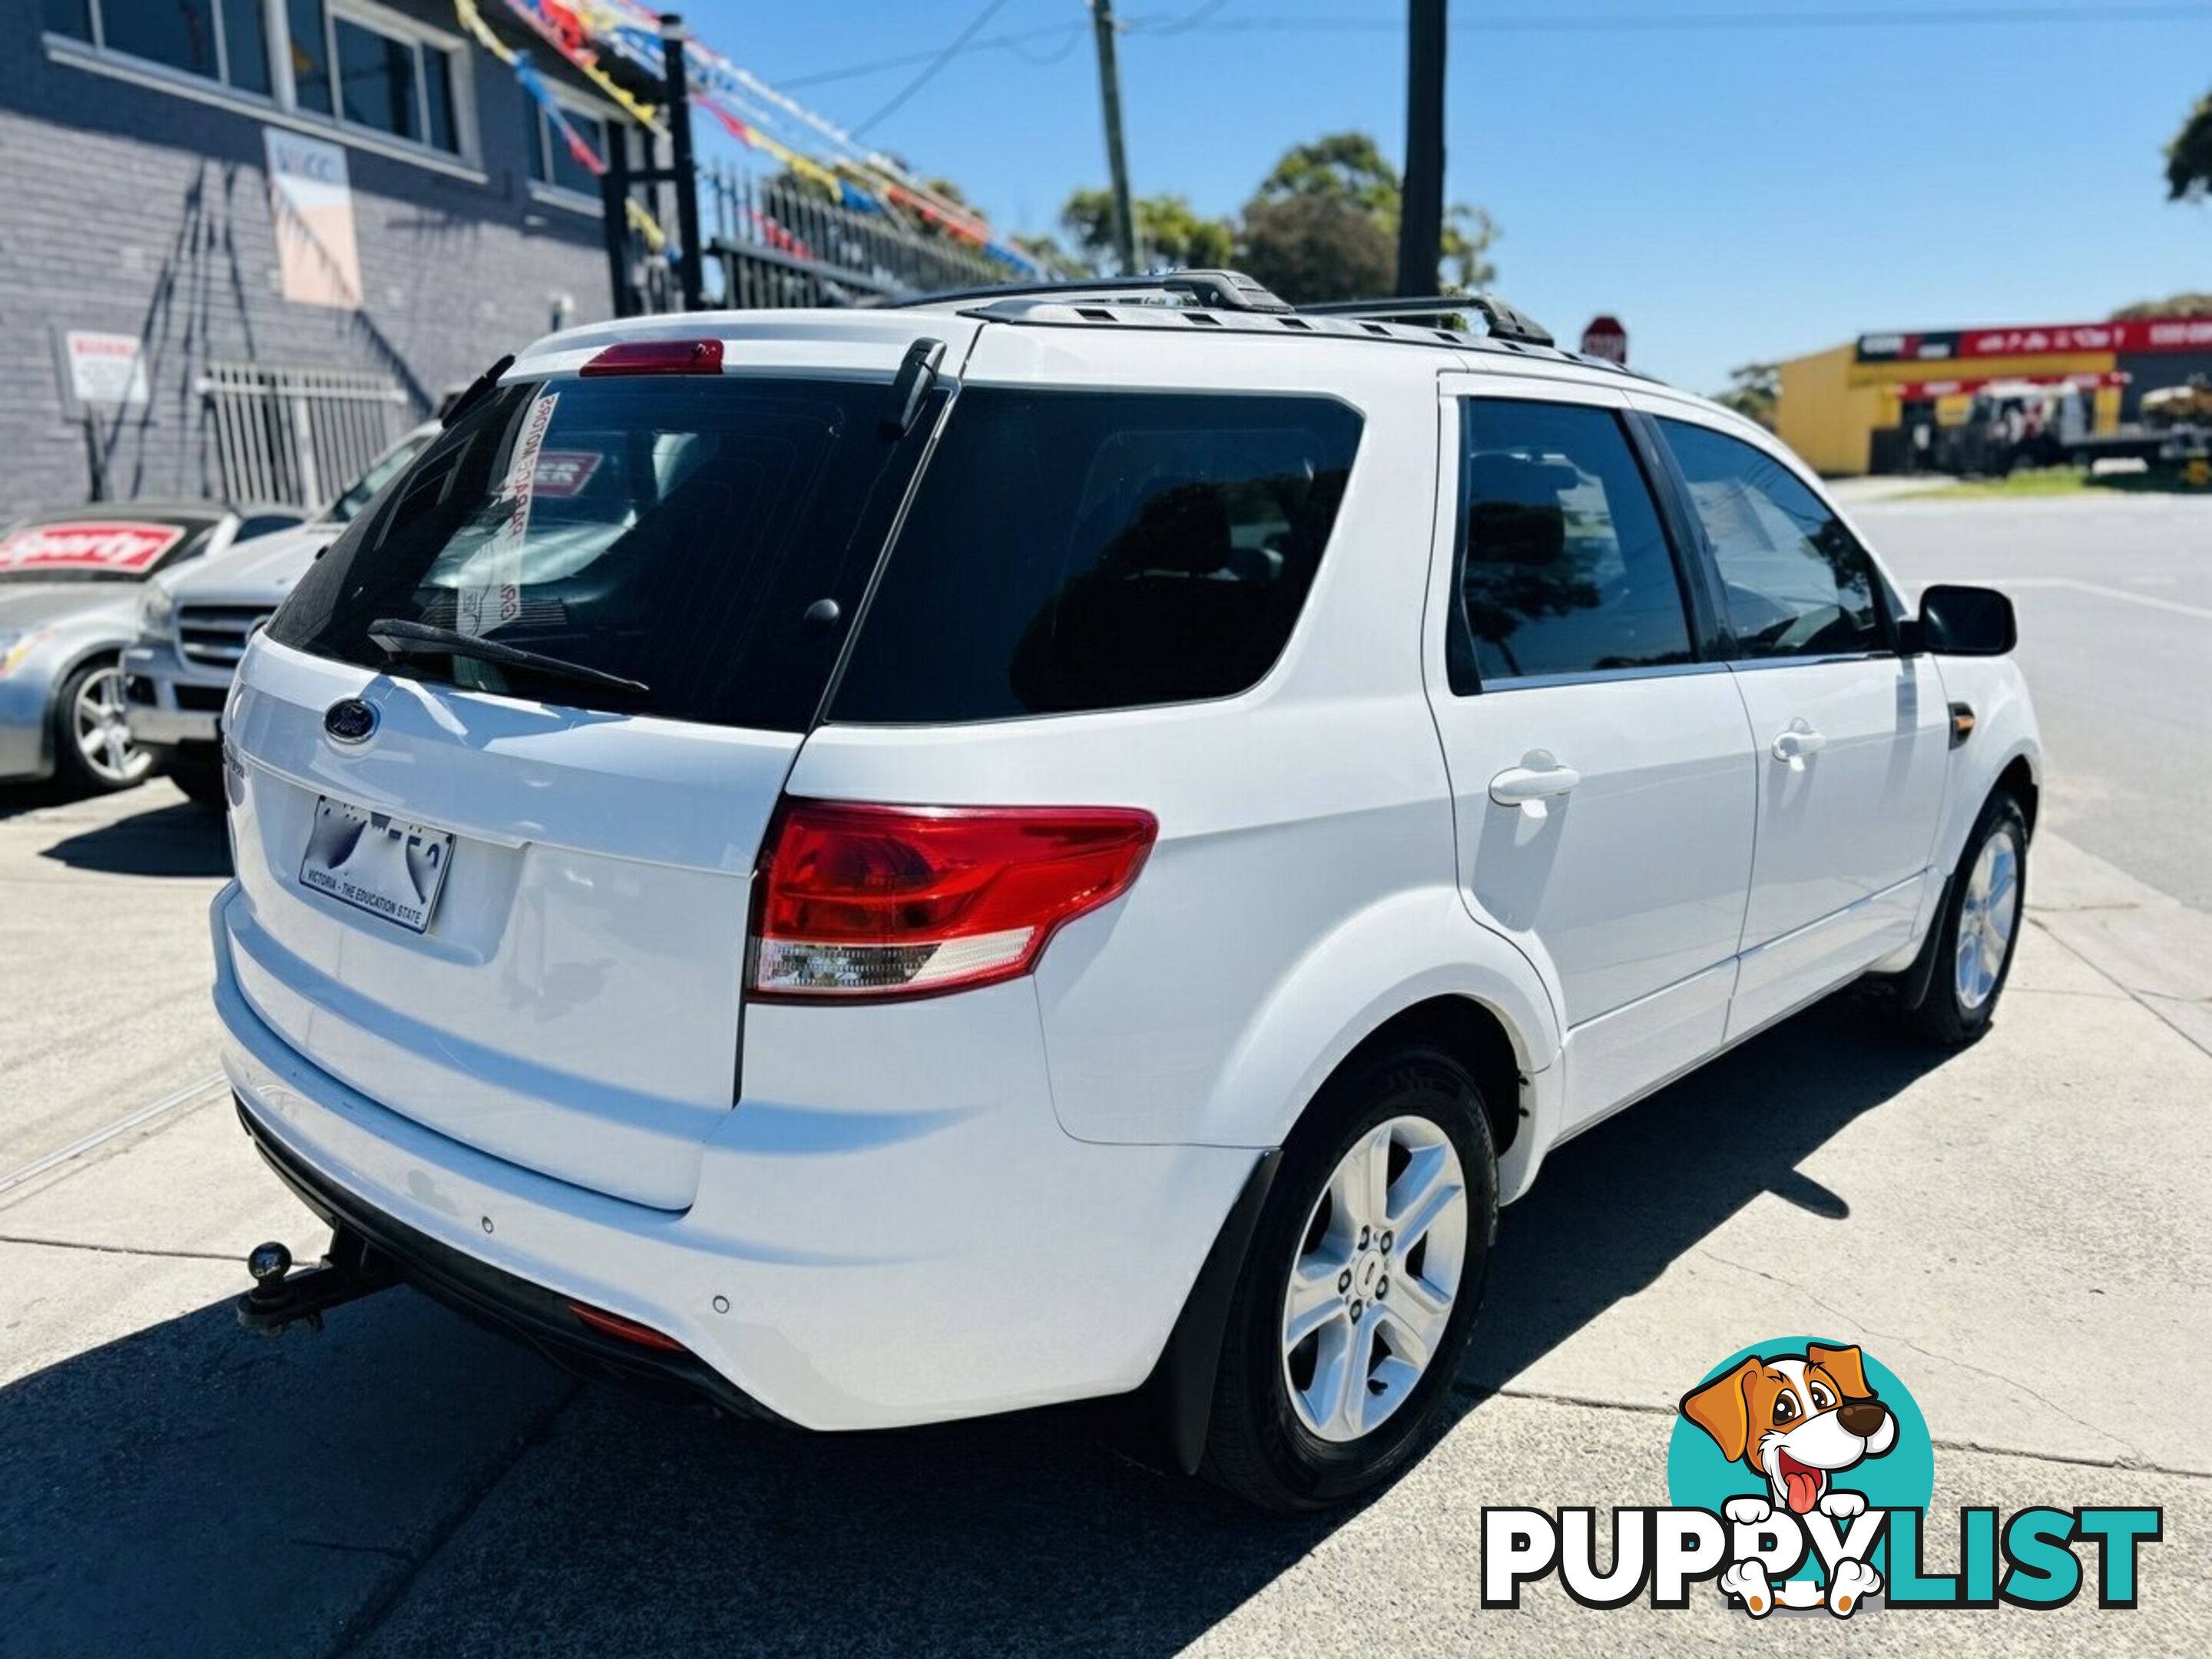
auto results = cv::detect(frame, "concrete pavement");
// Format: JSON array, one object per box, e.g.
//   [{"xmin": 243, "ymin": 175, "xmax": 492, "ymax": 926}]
[
  {"xmin": 2, "ymin": 773, "xmax": 2207, "ymax": 1655},
  {"xmin": 1860, "ymin": 491, "xmax": 2212, "ymax": 911}
]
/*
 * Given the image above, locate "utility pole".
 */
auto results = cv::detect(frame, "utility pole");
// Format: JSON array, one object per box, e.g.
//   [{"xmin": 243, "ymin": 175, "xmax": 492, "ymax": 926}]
[
  {"xmin": 1090, "ymin": 0, "xmax": 1139, "ymax": 274},
  {"xmin": 662, "ymin": 12, "xmax": 705, "ymax": 311},
  {"xmin": 1396, "ymin": 0, "xmax": 1445, "ymax": 297}
]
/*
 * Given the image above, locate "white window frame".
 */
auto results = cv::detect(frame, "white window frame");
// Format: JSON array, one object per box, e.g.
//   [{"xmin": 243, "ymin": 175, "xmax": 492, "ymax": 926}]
[
  {"xmin": 525, "ymin": 81, "xmax": 621, "ymax": 217},
  {"xmin": 41, "ymin": 0, "xmax": 484, "ymax": 182},
  {"xmin": 312, "ymin": 0, "xmax": 479, "ymax": 167},
  {"xmin": 51, "ymin": 0, "xmax": 276, "ymax": 102}
]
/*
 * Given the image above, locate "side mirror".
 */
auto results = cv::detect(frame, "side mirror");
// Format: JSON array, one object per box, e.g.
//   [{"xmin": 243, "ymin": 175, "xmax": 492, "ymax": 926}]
[{"xmin": 1916, "ymin": 584, "xmax": 2015, "ymax": 657}]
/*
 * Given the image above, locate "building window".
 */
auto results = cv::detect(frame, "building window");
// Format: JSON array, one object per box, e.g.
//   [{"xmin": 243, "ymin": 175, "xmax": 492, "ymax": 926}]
[
  {"xmin": 287, "ymin": 0, "xmax": 333, "ymax": 112},
  {"xmin": 48, "ymin": 0, "xmax": 470, "ymax": 164},
  {"xmin": 293, "ymin": 1, "xmax": 463, "ymax": 153},
  {"xmin": 48, "ymin": 0, "xmax": 273, "ymax": 96},
  {"xmin": 526, "ymin": 99, "xmax": 611, "ymax": 199}
]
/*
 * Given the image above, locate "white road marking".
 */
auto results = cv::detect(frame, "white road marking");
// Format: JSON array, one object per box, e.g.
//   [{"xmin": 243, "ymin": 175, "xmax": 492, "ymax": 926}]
[
  {"xmin": 0, "ymin": 1071, "xmax": 227, "ymax": 1195},
  {"xmin": 1944, "ymin": 577, "xmax": 2212, "ymax": 623}
]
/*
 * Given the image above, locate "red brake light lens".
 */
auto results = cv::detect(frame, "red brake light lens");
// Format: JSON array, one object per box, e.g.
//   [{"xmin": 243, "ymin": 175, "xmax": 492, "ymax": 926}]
[
  {"xmin": 750, "ymin": 800, "xmax": 1158, "ymax": 1000},
  {"xmin": 567, "ymin": 1300, "xmax": 687, "ymax": 1353},
  {"xmin": 578, "ymin": 338, "xmax": 725, "ymax": 377}
]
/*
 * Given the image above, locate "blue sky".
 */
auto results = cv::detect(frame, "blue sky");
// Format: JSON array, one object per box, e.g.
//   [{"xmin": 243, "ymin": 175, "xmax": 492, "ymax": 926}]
[{"xmin": 682, "ymin": 2, "xmax": 2212, "ymax": 392}]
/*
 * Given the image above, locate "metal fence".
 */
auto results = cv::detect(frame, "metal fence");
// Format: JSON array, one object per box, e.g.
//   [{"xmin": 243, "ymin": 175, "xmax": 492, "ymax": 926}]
[
  {"xmin": 700, "ymin": 164, "xmax": 1016, "ymax": 309},
  {"xmin": 200, "ymin": 363, "xmax": 410, "ymax": 508}
]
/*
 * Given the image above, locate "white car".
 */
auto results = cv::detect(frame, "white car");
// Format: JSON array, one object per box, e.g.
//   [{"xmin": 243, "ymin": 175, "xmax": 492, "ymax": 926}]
[
  {"xmin": 214, "ymin": 275, "xmax": 2037, "ymax": 1511},
  {"xmin": 124, "ymin": 422, "xmax": 439, "ymax": 806}
]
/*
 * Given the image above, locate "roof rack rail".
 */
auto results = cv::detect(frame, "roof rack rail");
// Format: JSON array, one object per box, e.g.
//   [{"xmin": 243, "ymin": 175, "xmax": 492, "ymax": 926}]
[
  {"xmin": 1300, "ymin": 293, "xmax": 1555, "ymax": 348},
  {"xmin": 886, "ymin": 268, "xmax": 1296, "ymax": 314},
  {"xmin": 884, "ymin": 270, "xmax": 1557, "ymax": 350}
]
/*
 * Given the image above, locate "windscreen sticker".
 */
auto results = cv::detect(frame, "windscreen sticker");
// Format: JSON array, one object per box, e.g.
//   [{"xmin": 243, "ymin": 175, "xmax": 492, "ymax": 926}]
[
  {"xmin": 0, "ymin": 522, "xmax": 185, "ymax": 575},
  {"xmin": 456, "ymin": 389, "xmax": 558, "ymax": 637},
  {"xmin": 531, "ymin": 449, "xmax": 603, "ymax": 498}
]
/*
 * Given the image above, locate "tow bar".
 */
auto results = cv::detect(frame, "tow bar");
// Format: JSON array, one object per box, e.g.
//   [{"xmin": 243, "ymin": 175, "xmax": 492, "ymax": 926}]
[{"xmin": 236, "ymin": 1226, "xmax": 398, "ymax": 1335}]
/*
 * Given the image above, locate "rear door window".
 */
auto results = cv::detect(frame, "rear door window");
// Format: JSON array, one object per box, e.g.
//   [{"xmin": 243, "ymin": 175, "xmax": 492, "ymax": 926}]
[
  {"xmin": 1449, "ymin": 399, "xmax": 1694, "ymax": 687},
  {"xmin": 1658, "ymin": 418, "xmax": 1886, "ymax": 660},
  {"xmin": 830, "ymin": 388, "xmax": 1363, "ymax": 724},
  {"xmin": 268, "ymin": 374, "xmax": 941, "ymax": 732}
]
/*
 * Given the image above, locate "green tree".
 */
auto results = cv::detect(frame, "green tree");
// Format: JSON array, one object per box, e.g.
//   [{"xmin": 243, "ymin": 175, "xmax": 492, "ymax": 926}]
[
  {"xmin": 1711, "ymin": 362, "xmax": 1780, "ymax": 429},
  {"xmin": 2164, "ymin": 90, "xmax": 2212, "ymax": 200},
  {"xmin": 2112, "ymin": 293, "xmax": 2212, "ymax": 319},
  {"xmin": 1237, "ymin": 193, "xmax": 1397, "ymax": 304},
  {"xmin": 1237, "ymin": 131, "xmax": 1498, "ymax": 302},
  {"xmin": 1255, "ymin": 131, "xmax": 1403, "ymax": 218},
  {"xmin": 1012, "ymin": 231, "xmax": 1094, "ymax": 279},
  {"xmin": 1059, "ymin": 188, "xmax": 1235, "ymax": 271}
]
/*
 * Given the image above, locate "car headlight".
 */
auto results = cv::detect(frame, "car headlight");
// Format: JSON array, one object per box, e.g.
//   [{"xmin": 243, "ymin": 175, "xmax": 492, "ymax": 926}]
[
  {"xmin": 137, "ymin": 584, "xmax": 177, "ymax": 641},
  {"xmin": 0, "ymin": 629, "xmax": 53, "ymax": 680}
]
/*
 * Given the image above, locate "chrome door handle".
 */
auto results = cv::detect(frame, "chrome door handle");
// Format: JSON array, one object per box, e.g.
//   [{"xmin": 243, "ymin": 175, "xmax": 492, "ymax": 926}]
[
  {"xmin": 1490, "ymin": 757, "xmax": 1581, "ymax": 806},
  {"xmin": 1771, "ymin": 723, "xmax": 1826, "ymax": 767}
]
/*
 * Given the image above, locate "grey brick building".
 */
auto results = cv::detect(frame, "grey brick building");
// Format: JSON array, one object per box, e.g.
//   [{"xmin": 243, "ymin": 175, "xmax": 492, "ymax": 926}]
[{"xmin": 2, "ymin": 0, "xmax": 648, "ymax": 518}]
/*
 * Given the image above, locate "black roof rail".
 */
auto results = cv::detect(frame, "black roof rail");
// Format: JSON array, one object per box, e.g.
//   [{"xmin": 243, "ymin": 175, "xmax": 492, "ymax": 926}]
[
  {"xmin": 884, "ymin": 268, "xmax": 1296, "ymax": 314},
  {"xmin": 1300, "ymin": 293, "xmax": 1555, "ymax": 347},
  {"xmin": 883, "ymin": 270, "xmax": 1562, "ymax": 353}
]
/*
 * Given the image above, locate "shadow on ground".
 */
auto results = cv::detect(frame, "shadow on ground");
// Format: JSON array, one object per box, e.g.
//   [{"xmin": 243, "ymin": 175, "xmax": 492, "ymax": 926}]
[
  {"xmin": 0, "ymin": 998, "xmax": 1949, "ymax": 1657},
  {"xmin": 0, "ymin": 779, "xmax": 82, "ymax": 821},
  {"xmin": 37, "ymin": 796, "xmax": 230, "ymax": 877}
]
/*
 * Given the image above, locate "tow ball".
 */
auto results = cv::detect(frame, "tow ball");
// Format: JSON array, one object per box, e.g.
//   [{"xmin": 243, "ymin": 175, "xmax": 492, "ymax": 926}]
[{"xmin": 236, "ymin": 1225, "xmax": 398, "ymax": 1335}]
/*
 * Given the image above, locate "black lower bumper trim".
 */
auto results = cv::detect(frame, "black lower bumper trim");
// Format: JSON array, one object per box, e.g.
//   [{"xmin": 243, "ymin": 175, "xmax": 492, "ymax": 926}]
[{"xmin": 236, "ymin": 1096, "xmax": 782, "ymax": 1423}]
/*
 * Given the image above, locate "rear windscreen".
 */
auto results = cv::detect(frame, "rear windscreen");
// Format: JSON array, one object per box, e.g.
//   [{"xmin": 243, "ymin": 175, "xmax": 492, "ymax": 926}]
[
  {"xmin": 830, "ymin": 388, "xmax": 1363, "ymax": 724},
  {"xmin": 267, "ymin": 375, "xmax": 940, "ymax": 732}
]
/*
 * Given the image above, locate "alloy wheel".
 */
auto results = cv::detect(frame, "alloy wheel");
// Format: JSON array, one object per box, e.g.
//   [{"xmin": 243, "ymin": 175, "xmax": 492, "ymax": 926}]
[
  {"xmin": 1281, "ymin": 1114, "xmax": 1469, "ymax": 1443},
  {"xmin": 71, "ymin": 665, "xmax": 150, "ymax": 786},
  {"xmin": 1955, "ymin": 826, "xmax": 2021, "ymax": 1012}
]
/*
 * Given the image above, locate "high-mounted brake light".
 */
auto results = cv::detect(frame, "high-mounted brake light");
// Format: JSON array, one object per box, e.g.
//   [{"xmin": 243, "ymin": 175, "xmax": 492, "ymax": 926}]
[
  {"xmin": 749, "ymin": 800, "xmax": 1158, "ymax": 1001},
  {"xmin": 578, "ymin": 338, "xmax": 725, "ymax": 377}
]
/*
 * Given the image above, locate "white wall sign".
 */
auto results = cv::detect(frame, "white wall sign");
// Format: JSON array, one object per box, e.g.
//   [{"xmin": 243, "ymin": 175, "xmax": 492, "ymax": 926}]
[
  {"xmin": 265, "ymin": 127, "xmax": 363, "ymax": 310},
  {"xmin": 63, "ymin": 331, "xmax": 150, "ymax": 407}
]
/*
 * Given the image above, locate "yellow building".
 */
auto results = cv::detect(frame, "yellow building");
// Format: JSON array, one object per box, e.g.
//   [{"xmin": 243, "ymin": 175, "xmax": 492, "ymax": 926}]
[{"xmin": 1774, "ymin": 316, "xmax": 2212, "ymax": 475}]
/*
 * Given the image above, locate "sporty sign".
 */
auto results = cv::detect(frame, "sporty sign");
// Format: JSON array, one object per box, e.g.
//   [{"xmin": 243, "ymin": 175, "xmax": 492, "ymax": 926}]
[{"xmin": 0, "ymin": 522, "xmax": 184, "ymax": 575}]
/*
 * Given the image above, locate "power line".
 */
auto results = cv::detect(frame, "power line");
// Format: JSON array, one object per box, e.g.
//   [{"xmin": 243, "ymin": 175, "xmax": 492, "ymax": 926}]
[
  {"xmin": 783, "ymin": 1, "xmax": 2212, "ymax": 88},
  {"xmin": 777, "ymin": 22, "xmax": 1094, "ymax": 88},
  {"xmin": 849, "ymin": 0, "xmax": 1012, "ymax": 138},
  {"xmin": 1164, "ymin": 3, "xmax": 2212, "ymax": 34},
  {"xmin": 1147, "ymin": 0, "xmax": 1229, "ymax": 35}
]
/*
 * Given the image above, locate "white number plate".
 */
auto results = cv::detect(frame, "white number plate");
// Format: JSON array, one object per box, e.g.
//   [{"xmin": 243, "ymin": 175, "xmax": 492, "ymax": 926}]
[{"xmin": 299, "ymin": 796, "xmax": 455, "ymax": 933}]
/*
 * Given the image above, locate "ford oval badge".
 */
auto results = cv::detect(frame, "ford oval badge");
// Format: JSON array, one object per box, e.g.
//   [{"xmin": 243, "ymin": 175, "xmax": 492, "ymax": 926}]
[{"xmin": 323, "ymin": 697, "xmax": 379, "ymax": 745}]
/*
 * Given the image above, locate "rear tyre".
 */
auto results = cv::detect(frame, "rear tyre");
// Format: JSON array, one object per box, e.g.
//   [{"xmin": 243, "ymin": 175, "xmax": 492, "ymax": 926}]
[
  {"xmin": 166, "ymin": 748, "xmax": 228, "ymax": 810},
  {"xmin": 52, "ymin": 657, "xmax": 153, "ymax": 793},
  {"xmin": 1200, "ymin": 1043, "xmax": 1497, "ymax": 1512},
  {"xmin": 1901, "ymin": 790, "xmax": 2028, "ymax": 1048}
]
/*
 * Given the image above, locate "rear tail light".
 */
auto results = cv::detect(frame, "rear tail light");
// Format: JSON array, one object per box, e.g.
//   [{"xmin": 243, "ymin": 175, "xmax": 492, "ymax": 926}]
[
  {"xmin": 749, "ymin": 800, "xmax": 1158, "ymax": 1000},
  {"xmin": 578, "ymin": 338, "xmax": 725, "ymax": 376}
]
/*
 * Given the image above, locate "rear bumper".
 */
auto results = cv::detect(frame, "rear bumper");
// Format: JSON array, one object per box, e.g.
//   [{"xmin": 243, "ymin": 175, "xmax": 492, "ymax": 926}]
[
  {"xmin": 212, "ymin": 882, "xmax": 1258, "ymax": 1431},
  {"xmin": 237, "ymin": 1094, "xmax": 779, "ymax": 1419}
]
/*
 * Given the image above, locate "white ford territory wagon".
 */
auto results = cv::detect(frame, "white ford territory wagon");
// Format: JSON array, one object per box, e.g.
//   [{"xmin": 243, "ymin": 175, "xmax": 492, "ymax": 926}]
[{"xmin": 215, "ymin": 273, "xmax": 2038, "ymax": 1510}]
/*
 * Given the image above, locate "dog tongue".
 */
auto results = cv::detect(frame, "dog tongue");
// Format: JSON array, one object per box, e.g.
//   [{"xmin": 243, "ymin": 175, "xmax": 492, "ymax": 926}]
[{"xmin": 1783, "ymin": 1468, "xmax": 1821, "ymax": 1515}]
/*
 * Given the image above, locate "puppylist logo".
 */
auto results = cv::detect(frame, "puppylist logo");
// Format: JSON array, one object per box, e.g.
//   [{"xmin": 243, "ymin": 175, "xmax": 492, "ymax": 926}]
[{"xmin": 1482, "ymin": 1337, "xmax": 2162, "ymax": 1620}]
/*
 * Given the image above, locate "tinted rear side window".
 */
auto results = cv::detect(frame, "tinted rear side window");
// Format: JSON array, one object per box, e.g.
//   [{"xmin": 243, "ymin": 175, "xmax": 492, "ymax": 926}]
[
  {"xmin": 830, "ymin": 389, "xmax": 1363, "ymax": 724},
  {"xmin": 268, "ymin": 375, "xmax": 939, "ymax": 731}
]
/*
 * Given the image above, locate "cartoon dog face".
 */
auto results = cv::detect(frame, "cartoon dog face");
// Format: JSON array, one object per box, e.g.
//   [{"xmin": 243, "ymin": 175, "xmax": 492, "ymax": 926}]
[{"xmin": 1681, "ymin": 1343, "xmax": 1897, "ymax": 1515}]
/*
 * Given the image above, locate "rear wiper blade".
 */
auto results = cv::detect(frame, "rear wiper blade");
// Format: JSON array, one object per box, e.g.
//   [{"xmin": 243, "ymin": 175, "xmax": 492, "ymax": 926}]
[{"xmin": 367, "ymin": 618, "xmax": 651, "ymax": 697}]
